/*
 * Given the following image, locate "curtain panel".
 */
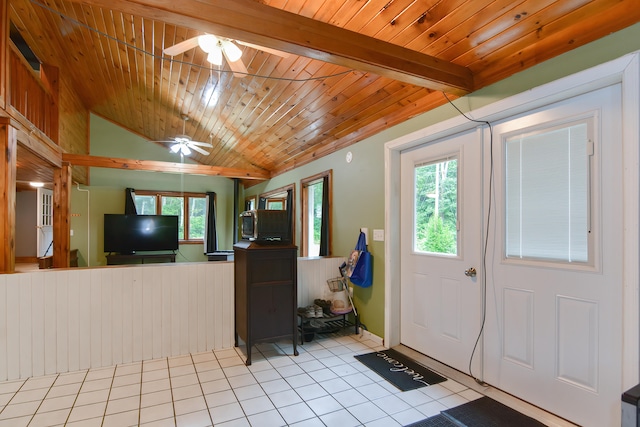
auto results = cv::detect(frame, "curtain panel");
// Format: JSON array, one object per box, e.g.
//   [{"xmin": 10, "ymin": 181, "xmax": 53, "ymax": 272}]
[{"xmin": 204, "ymin": 192, "xmax": 218, "ymax": 254}]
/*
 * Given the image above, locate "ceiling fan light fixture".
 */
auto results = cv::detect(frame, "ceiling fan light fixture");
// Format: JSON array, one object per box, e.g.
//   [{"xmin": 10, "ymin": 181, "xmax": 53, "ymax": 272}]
[
  {"xmin": 221, "ymin": 40, "xmax": 242, "ymax": 62},
  {"xmin": 170, "ymin": 144, "xmax": 181, "ymax": 153},
  {"xmin": 197, "ymin": 34, "xmax": 218, "ymax": 53},
  {"xmin": 207, "ymin": 49, "xmax": 223, "ymax": 66},
  {"xmin": 180, "ymin": 145, "xmax": 192, "ymax": 156}
]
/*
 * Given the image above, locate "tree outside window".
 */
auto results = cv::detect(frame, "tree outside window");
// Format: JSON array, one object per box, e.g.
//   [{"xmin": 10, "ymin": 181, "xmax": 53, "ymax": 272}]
[
  {"xmin": 134, "ymin": 191, "xmax": 206, "ymax": 242},
  {"xmin": 301, "ymin": 170, "xmax": 331, "ymax": 257},
  {"xmin": 414, "ymin": 159, "xmax": 458, "ymax": 255}
]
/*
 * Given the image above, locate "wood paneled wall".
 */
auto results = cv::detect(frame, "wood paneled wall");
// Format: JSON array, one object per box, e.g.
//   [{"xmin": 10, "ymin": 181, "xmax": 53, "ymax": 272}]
[
  {"xmin": 58, "ymin": 73, "xmax": 89, "ymax": 185},
  {"xmin": 8, "ymin": 46, "xmax": 57, "ymax": 142},
  {"xmin": 0, "ymin": 257, "xmax": 344, "ymax": 381}
]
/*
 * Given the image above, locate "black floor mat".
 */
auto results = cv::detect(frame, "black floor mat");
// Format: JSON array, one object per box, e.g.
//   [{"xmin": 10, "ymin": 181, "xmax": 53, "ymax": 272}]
[
  {"xmin": 405, "ymin": 414, "xmax": 460, "ymax": 427},
  {"xmin": 354, "ymin": 348, "xmax": 446, "ymax": 391},
  {"xmin": 441, "ymin": 396, "xmax": 547, "ymax": 427}
]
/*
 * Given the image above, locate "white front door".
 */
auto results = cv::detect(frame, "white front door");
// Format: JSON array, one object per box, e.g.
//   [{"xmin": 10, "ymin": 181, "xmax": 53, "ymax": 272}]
[
  {"xmin": 483, "ymin": 85, "xmax": 622, "ymax": 427},
  {"xmin": 400, "ymin": 129, "xmax": 484, "ymax": 374},
  {"xmin": 36, "ymin": 188, "xmax": 53, "ymax": 258},
  {"xmin": 399, "ymin": 84, "xmax": 623, "ymax": 427}
]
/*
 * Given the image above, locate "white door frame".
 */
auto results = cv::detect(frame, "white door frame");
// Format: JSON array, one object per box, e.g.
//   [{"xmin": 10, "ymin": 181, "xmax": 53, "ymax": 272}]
[{"xmin": 384, "ymin": 52, "xmax": 640, "ymax": 392}]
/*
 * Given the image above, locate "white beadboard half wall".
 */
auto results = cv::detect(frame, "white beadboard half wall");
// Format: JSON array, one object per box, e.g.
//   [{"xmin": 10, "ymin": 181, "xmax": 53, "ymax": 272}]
[
  {"xmin": 297, "ymin": 257, "xmax": 346, "ymax": 308},
  {"xmin": 0, "ymin": 257, "xmax": 345, "ymax": 381}
]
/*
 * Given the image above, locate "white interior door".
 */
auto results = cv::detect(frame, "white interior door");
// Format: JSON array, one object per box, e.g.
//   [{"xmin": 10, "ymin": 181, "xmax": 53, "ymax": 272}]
[
  {"xmin": 400, "ymin": 129, "xmax": 484, "ymax": 374},
  {"xmin": 36, "ymin": 188, "xmax": 53, "ymax": 258},
  {"xmin": 483, "ymin": 85, "xmax": 622, "ymax": 427}
]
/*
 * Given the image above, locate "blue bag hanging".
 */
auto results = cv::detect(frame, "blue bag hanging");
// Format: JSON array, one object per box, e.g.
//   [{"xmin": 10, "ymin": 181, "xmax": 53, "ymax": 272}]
[{"xmin": 349, "ymin": 231, "xmax": 373, "ymax": 288}]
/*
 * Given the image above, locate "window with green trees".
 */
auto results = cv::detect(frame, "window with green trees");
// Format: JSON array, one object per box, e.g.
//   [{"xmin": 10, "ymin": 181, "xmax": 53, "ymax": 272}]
[
  {"xmin": 134, "ymin": 191, "xmax": 206, "ymax": 242},
  {"xmin": 414, "ymin": 158, "xmax": 458, "ymax": 255},
  {"xmin": 301, "ymin": 170, "xmax": 331, "ymax": 257}
]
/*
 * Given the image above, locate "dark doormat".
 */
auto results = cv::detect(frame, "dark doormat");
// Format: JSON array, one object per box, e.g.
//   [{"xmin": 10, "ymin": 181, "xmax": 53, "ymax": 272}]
[
  {"xmin": 440, "ymin": 396, "xmax": 547, "ymax": 427},
  {"xmin": 354, "ymin": 348, "xmax": 446, "ymax": 391},
  {"xmin": 405, "ymin": 414, "xmax": 459, "ymax": 427}
]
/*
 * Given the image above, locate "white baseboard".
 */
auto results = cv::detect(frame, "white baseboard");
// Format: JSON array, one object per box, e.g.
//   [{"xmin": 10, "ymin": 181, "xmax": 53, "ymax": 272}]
[{"xmin": 355, "ymin": 328, "xmax": 383, "ymax": 347}]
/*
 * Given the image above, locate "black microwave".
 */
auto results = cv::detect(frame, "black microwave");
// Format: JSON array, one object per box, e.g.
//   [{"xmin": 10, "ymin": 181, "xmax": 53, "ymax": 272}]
[{"xmin": 240, "ymin": 209, "xmax": 290, "ymax": 242}]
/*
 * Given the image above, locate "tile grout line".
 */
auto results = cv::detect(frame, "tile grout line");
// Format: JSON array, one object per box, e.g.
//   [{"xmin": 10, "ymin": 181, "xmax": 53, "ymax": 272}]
[
  {"xmin": 136, "ymin": 362, "xmax": 143, "ymax": 427},
  {"xmin": 25, "ymin": 373, "xmax": 60, "ymax": 426},
  {"xmin": 0, "ymin": 377, "xmax": 27, "ymax": 415},
  {"xmin": 163, "ymin": 357, "xmax": 178, "ymax": 427},
  {"xmin": 63, "ymin": 369, "xmax": 91, "ymax": 426},
  {"xmin": 223, "ymin": 349, "xmax": 252, "ymax": 425},
  {"xmin": 99, "ymin": 365, "xmax": 118, "ymax": 427},
  {"xmin": 189, "ymin": 351, "xmax": 215, "ymax": 427}
]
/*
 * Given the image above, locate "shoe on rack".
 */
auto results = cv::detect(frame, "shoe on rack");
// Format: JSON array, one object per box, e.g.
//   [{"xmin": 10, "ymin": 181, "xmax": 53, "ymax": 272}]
[
  {"xmin": 309, "ymin": 319, "xmax": 324, "ymax": 329},
  {"xmin": 314, "ymin": 305, "xmax": 323, "ymax": 318}
]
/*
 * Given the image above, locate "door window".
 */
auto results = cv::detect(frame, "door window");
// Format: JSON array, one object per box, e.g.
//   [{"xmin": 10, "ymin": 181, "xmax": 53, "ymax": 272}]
[
  {"xmin": 414, "ymin": 158, "xmax": 458, "ymax": 255},
  {"xmin": 505, "ymin": 120, "xmax": 592, "ymax": 263},
  {"xmin": 40, "ymin": 191, "xmax": 52, "ymax": 227}
]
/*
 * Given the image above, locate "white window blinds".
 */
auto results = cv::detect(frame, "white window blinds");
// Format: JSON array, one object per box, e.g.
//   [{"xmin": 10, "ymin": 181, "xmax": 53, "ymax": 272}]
[{"xmin": 505, "ymin": 121, "xmax": 590, "ymax": 262}]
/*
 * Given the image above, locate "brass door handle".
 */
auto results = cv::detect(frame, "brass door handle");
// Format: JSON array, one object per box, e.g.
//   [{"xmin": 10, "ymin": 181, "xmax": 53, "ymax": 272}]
[{"xmin": 464, "ymin": 267, "xmax": 477, "ymax": 277}]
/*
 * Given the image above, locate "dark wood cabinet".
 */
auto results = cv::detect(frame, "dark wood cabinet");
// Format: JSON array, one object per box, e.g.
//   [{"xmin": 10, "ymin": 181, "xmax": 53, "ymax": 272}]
[{"xmin": 234, "ymin": 240, "xmax": 298, "ymax": 365}]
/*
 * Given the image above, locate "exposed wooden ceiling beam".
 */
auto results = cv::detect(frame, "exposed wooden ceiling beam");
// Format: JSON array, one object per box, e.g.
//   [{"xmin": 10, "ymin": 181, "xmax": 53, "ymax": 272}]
[
  {"xmin": 66, "ymin": 0, "xmax": 473, "ymax": 94},
  {"xmin": 62, "ymin": 154, "xmax": 270, "ymax": 180}
]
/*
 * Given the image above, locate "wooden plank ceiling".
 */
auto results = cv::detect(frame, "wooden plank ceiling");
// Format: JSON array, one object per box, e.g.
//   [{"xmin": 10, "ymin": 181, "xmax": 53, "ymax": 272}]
[{"xmin": 9, "ymin": 0, "xmax": 640, "ymax": 181}]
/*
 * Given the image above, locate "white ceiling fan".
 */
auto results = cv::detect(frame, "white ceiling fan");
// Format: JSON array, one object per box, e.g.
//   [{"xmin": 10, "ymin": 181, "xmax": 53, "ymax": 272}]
[
  {"xmin": 155, "ymin": 115, "xmax": 213, "ymax": 157},
  {"xmin": 163, "ymin": 34, "xmax": 290, "ymax": 78}
]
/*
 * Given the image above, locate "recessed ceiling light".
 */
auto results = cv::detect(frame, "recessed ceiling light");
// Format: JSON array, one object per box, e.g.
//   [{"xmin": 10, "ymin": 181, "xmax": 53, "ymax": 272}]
[{"xmin": 29, "ymin": 182, "xmax": 45, "ymax": 188}]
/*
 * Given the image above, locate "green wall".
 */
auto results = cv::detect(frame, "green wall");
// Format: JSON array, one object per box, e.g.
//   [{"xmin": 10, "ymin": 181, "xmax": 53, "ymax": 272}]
[
  {"xmin": 245, "ymin": 23, "xmax": 640, "ymax": 338},
  {"xmin": 70, "ymin": 115, "xmax": 236, "ymax": 267}
]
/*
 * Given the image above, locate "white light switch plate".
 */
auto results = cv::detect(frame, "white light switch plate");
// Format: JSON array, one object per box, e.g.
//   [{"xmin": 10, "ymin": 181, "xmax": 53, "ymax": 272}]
[{"xmin": 373, "ymin": 229, "xmax": 384, "ymax": 241}]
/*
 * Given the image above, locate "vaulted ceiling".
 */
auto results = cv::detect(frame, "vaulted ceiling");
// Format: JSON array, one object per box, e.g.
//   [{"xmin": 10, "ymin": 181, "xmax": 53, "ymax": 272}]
[{"xmin": 9, "ymin": 0, "xmax": 640, "ymax": 181}]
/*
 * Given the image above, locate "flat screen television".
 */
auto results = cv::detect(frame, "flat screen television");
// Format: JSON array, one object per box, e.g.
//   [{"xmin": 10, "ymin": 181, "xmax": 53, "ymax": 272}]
[{"xmin": 104, "ymin": 214, "xmax": 179, "ymax": 254}]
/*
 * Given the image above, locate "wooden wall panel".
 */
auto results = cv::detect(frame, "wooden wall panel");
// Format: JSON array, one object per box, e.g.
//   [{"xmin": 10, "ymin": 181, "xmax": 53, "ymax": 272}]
[
  {"xmin": 58, "ymin": 74, "xmax": 89, "ymax": 185},
  {"xmin": 0, "ymin": 119, "xmax": 16, "ymax": 273},
  {"xmin": 0, "ymin": 0, "xmax": 6, "ymax": 110},
  {"xmin": 52, "ymin": 163, "xmax": 71, "ymax": 268}
]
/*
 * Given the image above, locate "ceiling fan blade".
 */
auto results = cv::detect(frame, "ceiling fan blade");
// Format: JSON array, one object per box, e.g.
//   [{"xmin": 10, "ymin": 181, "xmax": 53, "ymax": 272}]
[
  {"xmin": 189, "ymin": 145, "xmax": 210, "ymax": 156},
  {"xmin": 225, "ymin": 56, "xmax": 248, "ymax": 78},
  {"xmin": 221, "ymin": 40, "xmax": 243, "ymax": 62},
  {"xmin": 189, "ymin": 141, "xmax": 214, "ymax": 148},
  {"xmin": 163, "ymin": 37, "xmax": 200, "ymax": 56},
  {"xmin": 236, "ymin": 40, "xmax": 291, "ymax": 58}
]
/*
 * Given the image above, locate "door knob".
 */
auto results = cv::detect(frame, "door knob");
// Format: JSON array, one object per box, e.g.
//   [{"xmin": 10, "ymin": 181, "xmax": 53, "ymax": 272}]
[{"xmin": 464, "ymin": 267, "xmax": 477, "ymax": 277}]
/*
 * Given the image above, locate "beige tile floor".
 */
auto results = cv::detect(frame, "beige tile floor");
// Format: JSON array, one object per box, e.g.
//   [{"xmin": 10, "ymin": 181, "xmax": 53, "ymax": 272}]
[{"xmin": 0, "ymin": 332, "xmax": 503, "ymax": 427}]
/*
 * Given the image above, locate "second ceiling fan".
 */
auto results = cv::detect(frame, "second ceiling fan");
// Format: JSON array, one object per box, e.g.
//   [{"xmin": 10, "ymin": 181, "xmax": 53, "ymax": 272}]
[
  {"xmin": 163, "ymin": 34, "xmax": 290, "ymax": 77},
  {"xmin": 154, "ymin": 116, "xmax": 213, "ymax": 157}
]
